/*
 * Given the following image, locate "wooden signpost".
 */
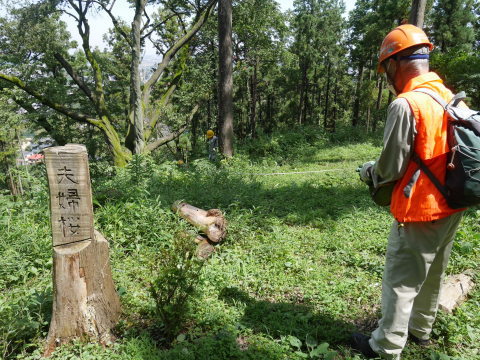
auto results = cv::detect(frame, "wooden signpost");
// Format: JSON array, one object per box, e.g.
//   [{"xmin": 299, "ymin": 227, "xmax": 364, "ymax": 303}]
[{"xmin": 43, "ymin": 144, "xmax": 120, "ymax": 356}]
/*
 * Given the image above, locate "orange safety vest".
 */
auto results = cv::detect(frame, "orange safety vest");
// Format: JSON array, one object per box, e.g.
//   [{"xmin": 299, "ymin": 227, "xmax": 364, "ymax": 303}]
[{"xmin": 390, "ymin": 72, "xmax": 465, "ymax": 222}]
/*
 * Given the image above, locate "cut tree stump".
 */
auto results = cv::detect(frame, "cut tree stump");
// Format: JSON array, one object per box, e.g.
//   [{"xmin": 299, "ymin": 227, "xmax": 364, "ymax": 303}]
[
  {"xmin": 438, "ymin": 273, "xmax": 474, "ymax": 313},
  {"xmin": 43, "ymin": 145, "xmax": 120, "ymax": 357},
  {"xmin": 172, "ymin": 201, "xmax": 227, "ymax": 243}
]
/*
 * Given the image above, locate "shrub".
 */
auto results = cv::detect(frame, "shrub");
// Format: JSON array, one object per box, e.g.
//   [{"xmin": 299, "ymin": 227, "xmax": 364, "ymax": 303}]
[{"xmin": 149, "ymin": 233, "xmax": 205, "ymax": 342}]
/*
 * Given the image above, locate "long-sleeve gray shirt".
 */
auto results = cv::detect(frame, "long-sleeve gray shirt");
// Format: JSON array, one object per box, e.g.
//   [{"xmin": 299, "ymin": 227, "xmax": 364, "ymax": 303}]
[{"xmin": 373, "ymin": 98, "xmax": 416, "ymax": 186}]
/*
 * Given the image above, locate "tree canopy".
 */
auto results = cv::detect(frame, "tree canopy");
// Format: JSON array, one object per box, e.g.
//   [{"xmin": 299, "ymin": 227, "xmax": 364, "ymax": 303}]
[{"xmin": 1, "ymin": 0, "xmax": 479, "ymax": 167}]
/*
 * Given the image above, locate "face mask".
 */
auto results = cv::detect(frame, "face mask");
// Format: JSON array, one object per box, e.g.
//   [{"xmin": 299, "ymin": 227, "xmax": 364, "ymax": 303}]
[
  {"xmin": 386, "ymin": 80, "xmax": 397, "ymax": 96},
  {"xmin": 382, "ymin": 60, "xmax": 398, "ymax": 96}
]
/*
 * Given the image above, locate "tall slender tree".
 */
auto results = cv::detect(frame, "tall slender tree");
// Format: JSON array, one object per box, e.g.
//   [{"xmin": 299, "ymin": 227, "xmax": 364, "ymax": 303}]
[
  {"xmin": 218, "ymin": 0, "xmax": 233, "ymax": 156},
  {"xmin": 409, "ymin": 0, "xmax": 427, "ymax": 27},
  {"xmin": 430, "ymin": 0, "xmax": 476, "ymax": 52}
]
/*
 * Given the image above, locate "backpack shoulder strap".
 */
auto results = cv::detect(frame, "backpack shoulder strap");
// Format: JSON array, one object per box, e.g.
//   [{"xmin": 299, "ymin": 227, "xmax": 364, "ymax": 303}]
[
  {"xmin": 413, "ymin": 88, "xmax": 467, "ymax": 109},
  {"xmin": 410, "ymin": 88, "xmax": 453, "ymax": 202},
  {"xmin": 411, "ymin": 153, "xmax": 450, "ymax": 201},
  {"xmin": 412, "ymin": 88, "xmax": 449, "ymax": 109},
  {"xmin": 450, "ymin": 91, "xmax": 467, "ymax": 107}
]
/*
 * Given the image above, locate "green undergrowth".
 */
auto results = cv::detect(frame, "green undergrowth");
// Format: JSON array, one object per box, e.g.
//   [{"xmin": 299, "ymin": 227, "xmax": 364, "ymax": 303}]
[{"xmin": 1, "ymin": 128, "xmax": 479, "ymax": 359}]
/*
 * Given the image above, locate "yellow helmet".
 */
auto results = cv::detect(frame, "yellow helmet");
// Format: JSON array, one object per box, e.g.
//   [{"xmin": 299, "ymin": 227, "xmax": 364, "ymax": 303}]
[
  {"xmin": 206, "ymin": 130, "xmax": 214, "ymax": 139},
  {"xmin": 177, "ymin": 160, "xmax": 184, "ymax": 165}
]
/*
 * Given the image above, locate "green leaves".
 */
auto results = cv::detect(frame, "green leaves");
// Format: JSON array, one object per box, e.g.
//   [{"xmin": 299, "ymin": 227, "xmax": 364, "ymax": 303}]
[
  {"xmin": 288, "ymin": 335, "xmax": 303, "ymax": 349},
  {"xmin": 285, "ymin": 335, "xmax": 338, "ymax": 359}
]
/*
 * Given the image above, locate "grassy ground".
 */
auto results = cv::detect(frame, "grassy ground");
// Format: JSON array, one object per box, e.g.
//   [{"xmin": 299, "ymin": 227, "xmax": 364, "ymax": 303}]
[{"xmin": 1, "ymin": 128, "xmax": 479, "ymax": 359}]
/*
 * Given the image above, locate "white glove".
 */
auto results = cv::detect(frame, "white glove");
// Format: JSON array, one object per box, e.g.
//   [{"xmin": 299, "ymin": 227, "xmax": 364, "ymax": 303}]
[{"xmin": 359, "ymin": 161, "xmax": 375, "ymax": 184}]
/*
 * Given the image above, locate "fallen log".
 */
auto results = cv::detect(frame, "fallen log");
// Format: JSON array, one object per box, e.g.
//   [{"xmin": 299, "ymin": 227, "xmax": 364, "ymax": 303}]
[
  {"xmin": 196, "ymin": 236, "xmax": 215, "ymax": 259},
  {"xmin": 172, "ymin": 201, "xmax": 227, "ymax": 243},
  {"xmin": 438, "ymin": 273, "xmax": 474, "ymax": 313}
]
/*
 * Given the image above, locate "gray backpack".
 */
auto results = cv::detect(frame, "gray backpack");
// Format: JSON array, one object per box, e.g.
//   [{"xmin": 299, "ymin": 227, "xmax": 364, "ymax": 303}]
[{"xmin": 411, "ymin": 88, "xmax": 480, "ymax": 209}]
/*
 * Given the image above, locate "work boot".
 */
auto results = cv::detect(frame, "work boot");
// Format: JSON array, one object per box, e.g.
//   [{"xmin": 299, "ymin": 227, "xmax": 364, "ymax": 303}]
[
  {"xmin": 408, "ymin": 332, "xmax": 432, "ymax": 346},
  {"xmin": 350, "ymin": 332, "xmax": 379, "ymax": 358}
]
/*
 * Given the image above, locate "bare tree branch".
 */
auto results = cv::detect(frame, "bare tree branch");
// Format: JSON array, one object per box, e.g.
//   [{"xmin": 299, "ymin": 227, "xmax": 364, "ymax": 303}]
[
  {"xmin": 145, "ymin": 103, "xmax": 200, "ymax": 152},
  {"xmin": 151, "ymin": 41, "xmax": 166, "ymax": 56},
  {"xmin": 108, "ymin": 0, "xmax": 116, "ymax": 12},
  {"xmin": 141, "ymin": 12, "xmax": 184, "ymax": 41},
  {"xmin": 146, "ymin": 124, "xmax": 188, "ymax": 152},
  {"xmin": 141, "ymin": 8, "xmax": 151, "ymax": 34},
  {"xmin": 12, "ymin": 97, "xmax": 68, "ymax": 145},
  {"xmin": 144, "ymin": 76, "xmax": 180, "ymax": 141},
  {"xmin": 142, "ymin": 0, "xmax": 217, "ymax": 105},
  {"xmin": 68, "ymin": 0, "xmax": 111, "ymax": 120},
  {"xmin": 63, "ymin": 10, "xmax": 80, "ymax": 22},
  {"xmin": 172, "ymin": 7, "xmax": 188, "ymax": 34},
  {"xmin": 91, "ymin": 0, "xmax": 131, "ymax": 45},
  {"xmin": 0, "ymin": 73, "xmax": 101, "ymax": 126},
  {"xmin": 54, "ymin": 52, "xmax": 95, "ymax": 103}
]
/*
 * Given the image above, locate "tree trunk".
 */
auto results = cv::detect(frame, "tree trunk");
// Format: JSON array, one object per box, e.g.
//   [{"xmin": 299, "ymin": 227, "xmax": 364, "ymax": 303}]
[
  {"xmin": 130, "ymin": 0, "xmax": 147, "ymax": 155},
  {"xmin": 207, "ymin": 95, "xmax": 212, "ymax": 130},
  {"xmin": 373, "ymin": 76, "xmax": 385, "ymax": 132},
  {"xmin": 409, "ymin": 0, "xmax": 427, "ymax": 28},
  {"xmin": 304, "ymin": 75, "xmax": 310, "ymax": 124},
  {"xmin": 218, "ymin": 0, "xmax": 234, "ymax": 157},
  {"xmin": 352, "ymin": 63, "xmax": 364, "ymax": 127},
  {"xmin": 366, "ymin": 67, "xmax": 373, "ymax": 132},
  {"xmin": 317, "ymin": 86, "xmax": 322, "ymax": 126},
  {"xmin": 17, "ymin": 172, "xmax": 24, "ymax": 196},
  {"xmin": 388, "ymin": 91, "xmax": 394, "ymax": 105},
  {"xmin": 266, "ymin": 94, "xmax": 273, "ymax": 134},
  {"xmin": 210, "ymin": 40, "xmax": 216, "ymax": 133},
  {"xmin": 249, "ymin": 60, "xmax": 258, "ymax": 138},
  {"xmin": 298, "ymin": 62, "xmax": 308, "ymax": 124},
  {"xmin": 100, "ymin": 120, "xmax": 130, "ymax": 167},
  {"xmin": 7, "ymin": 166, "xmax": 19, "ymax": 198},
  {"xmin": 310, "ymin": 68, "xmax": 317, "ymax": 124},
  {"xmin": 258, "ymin": 92, "xmax": 263, "ymax": 132},
  {"xmin": 323, "ymin": 61, "xmax": 332, "ymax": 130},
  {"xmin": 192, "ymin": 108, "xmax": 198, "ymax": 150},
  {"xmin": 332, "ymin": 76, "xmax": 338, "ymax": 132},
  {"xmin": 43, "ymin": 145, "xmax": 120, "ymax": 356}
]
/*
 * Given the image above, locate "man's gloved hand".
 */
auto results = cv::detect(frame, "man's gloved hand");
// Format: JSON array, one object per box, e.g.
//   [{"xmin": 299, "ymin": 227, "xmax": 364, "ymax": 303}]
[{"xmin": 357, "ymin": 161, "xmax": 375, "ymax": 185}]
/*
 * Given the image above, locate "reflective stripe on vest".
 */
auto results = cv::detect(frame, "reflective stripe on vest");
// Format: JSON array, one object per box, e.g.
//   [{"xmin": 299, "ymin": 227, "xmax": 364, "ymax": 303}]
[{"xmin": 391, "ymin": 73, "xmax": 463, "ymax": 222}]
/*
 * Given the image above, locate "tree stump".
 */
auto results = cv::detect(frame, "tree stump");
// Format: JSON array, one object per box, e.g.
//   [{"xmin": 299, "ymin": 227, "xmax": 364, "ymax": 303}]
[
  {"xmin": 172, "ymin": 201, "xmax": 227, "ymax": 243},
  {"xmin": 43, "ymin": 144, "xmax": 120, "ymax": 357}
]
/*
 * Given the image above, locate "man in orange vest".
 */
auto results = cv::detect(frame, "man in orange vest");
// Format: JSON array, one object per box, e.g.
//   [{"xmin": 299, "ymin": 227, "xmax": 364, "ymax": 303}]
[{"xmin": 352, "ymin": 25, "xmax": 465, "ymax": 359}]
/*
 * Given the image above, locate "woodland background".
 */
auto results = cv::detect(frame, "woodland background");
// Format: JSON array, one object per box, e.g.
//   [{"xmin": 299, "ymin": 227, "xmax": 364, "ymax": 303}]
[{"xmin": 0, "ymin": 1, "xmax": 479, "ymax": 360}]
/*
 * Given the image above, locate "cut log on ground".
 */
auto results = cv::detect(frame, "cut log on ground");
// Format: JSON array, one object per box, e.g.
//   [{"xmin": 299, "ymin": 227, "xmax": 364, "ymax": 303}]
[
  {"xmin": 438, "ymin": 273, "xmax": 474, "ymax": 313},
  {"xmin": 172, "ymin": 201, "xmax": 227, "ymax": 243},
  {"xmin": 196, "ymin": 236, "xmax": 215, "ymax": 259},
  {"xmin": 44, "ymin": 145, "xmax": 120, "ymax": 357}
]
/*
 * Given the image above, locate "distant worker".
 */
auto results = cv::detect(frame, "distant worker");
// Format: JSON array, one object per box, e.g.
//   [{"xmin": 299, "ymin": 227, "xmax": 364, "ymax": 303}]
[
  {"xmin": 352, "ymin": 24, "xmax": 466, "ymax": 359},
  {"xmin": 206, "ymin": 130, "xmax": 218, "ymax": 161}
]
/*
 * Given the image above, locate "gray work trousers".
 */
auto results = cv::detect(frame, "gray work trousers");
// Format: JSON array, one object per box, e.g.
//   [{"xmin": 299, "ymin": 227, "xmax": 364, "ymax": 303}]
[{"xmin": 369, "ymin": 211, "xmax": 464, "ymax": 359}]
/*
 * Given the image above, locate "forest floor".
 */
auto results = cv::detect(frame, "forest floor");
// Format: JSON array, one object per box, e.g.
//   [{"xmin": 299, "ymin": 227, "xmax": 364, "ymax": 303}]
[{"xmin": 1, "ymin": 128, "xmax": 479, "ymax": 360}]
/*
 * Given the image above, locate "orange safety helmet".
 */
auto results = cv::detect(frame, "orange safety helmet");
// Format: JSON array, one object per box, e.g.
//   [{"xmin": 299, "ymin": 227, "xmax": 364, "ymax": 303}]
[{"xmin": 377, "ymin": 24, "xmax": 433, "ymax": 73}]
